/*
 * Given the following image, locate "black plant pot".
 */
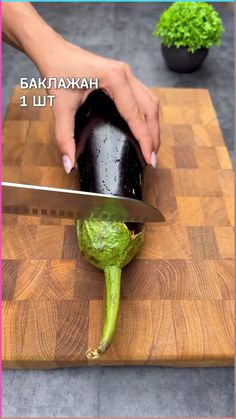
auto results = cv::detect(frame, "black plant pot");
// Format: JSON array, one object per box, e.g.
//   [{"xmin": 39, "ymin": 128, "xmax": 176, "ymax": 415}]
[{"xmin": 161, "ymin": 45, "xmax": 209, "ymax": 73}]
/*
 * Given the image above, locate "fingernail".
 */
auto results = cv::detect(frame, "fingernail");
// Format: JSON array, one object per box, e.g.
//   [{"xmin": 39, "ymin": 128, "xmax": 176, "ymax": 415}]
[
  {"xmin": 151, "ymin": 151, "xmax": 157, "ymax": 168},
  {"xmin": 62, "ymin": 155, "xmax": 72, "ymax": 174}
]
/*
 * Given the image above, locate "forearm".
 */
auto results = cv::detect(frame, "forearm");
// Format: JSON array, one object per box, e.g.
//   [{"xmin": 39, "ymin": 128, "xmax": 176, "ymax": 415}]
[{"xmin": 2, "ymin": 2, "xmax": 62, "ymax": 68}]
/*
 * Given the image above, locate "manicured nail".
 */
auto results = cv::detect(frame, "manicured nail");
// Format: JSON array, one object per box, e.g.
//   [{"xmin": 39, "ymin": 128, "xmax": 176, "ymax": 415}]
[
  {"xmin": 62, "ymin": 155, "xmax": 72, "ymax": 174},
  {"xmin": 151, "ymin": 151, "xmax": 157, "ymax": 168}
]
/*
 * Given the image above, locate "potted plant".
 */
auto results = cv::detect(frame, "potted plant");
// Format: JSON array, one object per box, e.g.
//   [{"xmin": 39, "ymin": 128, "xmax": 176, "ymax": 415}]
[{"xmin": 152, "ymin": 2, "xmax": 224, "ymax": 73}]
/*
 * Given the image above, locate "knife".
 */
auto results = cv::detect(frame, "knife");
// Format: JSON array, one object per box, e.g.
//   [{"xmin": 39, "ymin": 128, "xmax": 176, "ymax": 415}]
[{"xmin": 2, "ymin": 182, "xmax": 165, "ymax": 223}]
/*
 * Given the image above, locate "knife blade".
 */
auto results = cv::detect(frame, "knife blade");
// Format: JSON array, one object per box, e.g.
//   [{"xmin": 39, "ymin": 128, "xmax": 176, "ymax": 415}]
[{"xmin": 2, "ymin": 182, "xmax": 165, "ymax": 223}]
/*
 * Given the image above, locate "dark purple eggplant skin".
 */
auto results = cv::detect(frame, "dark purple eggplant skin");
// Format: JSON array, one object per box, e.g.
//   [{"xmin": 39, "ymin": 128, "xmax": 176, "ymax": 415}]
[{"xmin": 74, "ymin": 90, "xmax": 146, "ymax": 233}]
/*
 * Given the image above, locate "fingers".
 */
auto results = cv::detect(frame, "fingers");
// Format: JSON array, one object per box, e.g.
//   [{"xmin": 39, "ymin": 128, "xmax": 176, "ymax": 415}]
[
  {"xmin": 104, "ymin": 63, "xmax": 159, "ymax": 166},
  {"xmin": 129, "ymin": 76, "xmax": 160, "ymax": 154},
  {"xmin": 52, "ymin": 59, "xmax": 160, "ymax": 171},
  {"xmin": 53, "ymin": 108, "xmax": 76, "ymax": 172},
  {"xmin": 104, "ymin": 64, "xmax": 154, "ymax": 165}
]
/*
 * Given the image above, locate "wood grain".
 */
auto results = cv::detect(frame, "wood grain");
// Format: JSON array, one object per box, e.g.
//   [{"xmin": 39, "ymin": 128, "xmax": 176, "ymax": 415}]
[{"xmin": 2, "ymin": 86, "xmax": 234, "ymax": 368}]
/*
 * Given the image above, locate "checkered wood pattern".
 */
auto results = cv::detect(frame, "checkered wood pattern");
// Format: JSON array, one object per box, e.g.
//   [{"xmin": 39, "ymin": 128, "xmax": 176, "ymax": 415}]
[{"xmin": 2, "ymin": 86, "xmax": 234, "ymax": 368}]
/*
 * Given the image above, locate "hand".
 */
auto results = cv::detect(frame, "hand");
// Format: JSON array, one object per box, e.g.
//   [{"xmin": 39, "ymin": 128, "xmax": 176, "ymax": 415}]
[
  {"xmin": 2, "ymin": 3, "xmax": 160, "ymax": 173},
  {"xmin": 38, "ymin": 39, "xmax": 160, "ymax": 172}
]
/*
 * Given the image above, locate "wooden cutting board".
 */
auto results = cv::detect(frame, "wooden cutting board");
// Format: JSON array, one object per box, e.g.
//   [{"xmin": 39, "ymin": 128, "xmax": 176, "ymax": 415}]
[{"xmin": 2, "ymin": 86, "xmax": 234, "ymax": 368}]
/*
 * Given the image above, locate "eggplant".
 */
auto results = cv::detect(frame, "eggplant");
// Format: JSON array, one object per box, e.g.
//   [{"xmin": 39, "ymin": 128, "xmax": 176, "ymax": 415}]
[{"xmin": 75, "ymin": 90, "xmax": 146, "ymax": 359}]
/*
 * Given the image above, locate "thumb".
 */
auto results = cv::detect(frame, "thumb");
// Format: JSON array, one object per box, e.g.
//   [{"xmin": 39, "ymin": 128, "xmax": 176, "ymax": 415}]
[{"xmin": 54, "ymin": 111, "xmax": 76, "ymax": 173}]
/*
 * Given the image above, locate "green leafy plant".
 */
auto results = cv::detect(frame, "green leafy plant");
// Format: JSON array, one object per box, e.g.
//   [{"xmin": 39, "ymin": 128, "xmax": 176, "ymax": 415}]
[{"xmin": 152, "ymin": 2, "xmax": 224, "ymax": 53}]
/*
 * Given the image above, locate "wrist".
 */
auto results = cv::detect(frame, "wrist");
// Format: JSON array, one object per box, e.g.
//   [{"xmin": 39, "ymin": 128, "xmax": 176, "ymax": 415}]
[
  {"xmin": 2, "ymin": 3, "xmax": 65, "ymax": 74},
  {"xmin": 22, "ymin": 23, "xmax": 64, "ymax": 73}
]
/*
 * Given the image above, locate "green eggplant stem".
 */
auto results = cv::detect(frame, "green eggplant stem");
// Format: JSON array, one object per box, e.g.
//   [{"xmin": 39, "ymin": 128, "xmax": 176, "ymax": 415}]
[{"xmin": 86, "ymin": 266, "xmax": 121, "ymax": 360}]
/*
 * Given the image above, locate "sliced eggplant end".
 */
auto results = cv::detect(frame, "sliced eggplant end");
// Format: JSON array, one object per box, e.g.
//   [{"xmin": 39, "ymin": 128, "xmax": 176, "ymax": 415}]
[
  {"xmin": 85, "ymin": 348, "xmax": 100, "ymax": 360},
  {"xmin": 85, "ymin": 340, "xmax": 111, "ymax": 360}
]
